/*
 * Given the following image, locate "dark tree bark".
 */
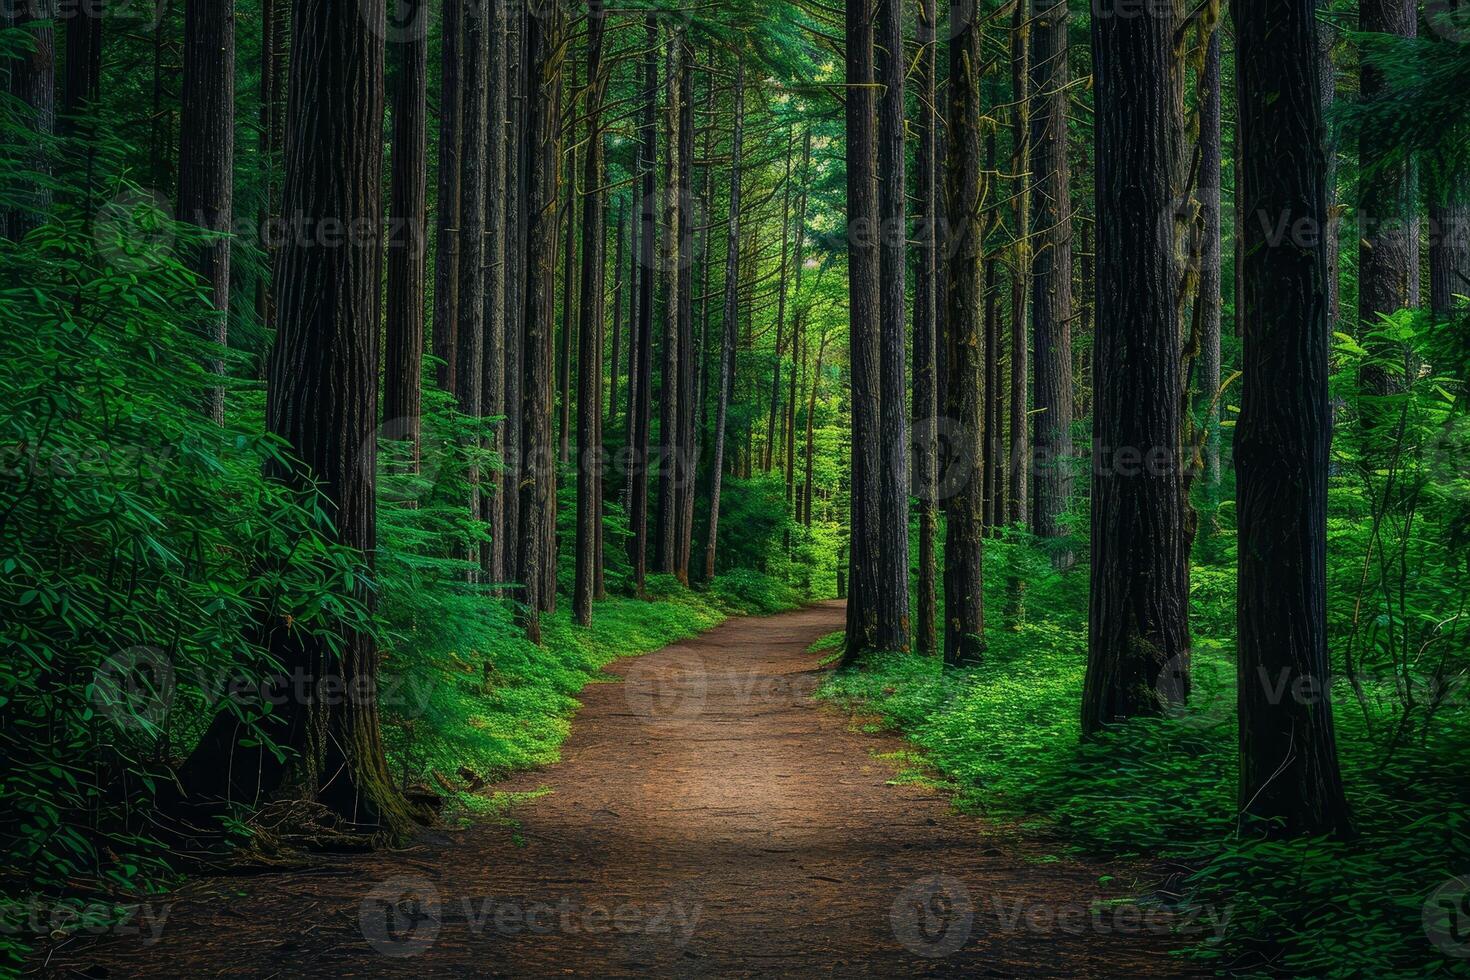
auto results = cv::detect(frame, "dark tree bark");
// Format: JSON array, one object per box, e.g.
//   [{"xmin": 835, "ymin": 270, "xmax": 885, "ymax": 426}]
[
  {"xmin": 1029, "ymin": 0, "xmax": 1073, "ymax": 561},
  {"xmin": 983, "ymin": 188, "xmax": 1002, "ymax": 531},
  {"xmin": 481, "ymin": 0, "xmax": 508, "ymax": 582},
  {"xmin": 179, "ymin": 0, "xmax": 419, "ymax": 834},
  {"xmin": 456, "ymin": 0, "xmax": 488, "ymax": 573},
  {"xmin": 1358, "ymin": 0, "xmax": 1418, "ymax": 396},
  {"xmin": 629, "ymin": 17, "xmax": 657, "ymax": 593},
  {"xmin": 517, "ymin": 0, "xmax": 563, "ymax": 640},
  {"xmin": 609, "ymin": 197, "xmax": 626, "ymax": 439},
  {"xmin": 502, "ymin": 5, "xmax": 527, "ymax": 585},
  {"xmin": 3, "ymin": 0, "xmax": 55, "ymax": 239},
  {"xmin": 657, "ymin": 31, "xmax": 683, "ymax": 575},
  {"xmin": 941, "ymin": 0, "xmax": 986, "ymax": 668},
  {"xmin": 1008, "ymin": 4, "xmax": 1030, "ymax": 533},
  {"xmin": 1082, "ymin": 0, "xmax": 1190, "ymax": 735},
  {"xmin": 674, "ymin": 39, "xmax": 697, "ymax": 583},
  {"xmin": 432, "ymin": 0, "xmax": 462, "ymax": 395},
  {"xmin": 1199, "ymin": 26, "xmax": 1223, "ymax": 492},
  {"xmin": 787, "ymin": 130, "xmax": 813, "ymax": 516},
  {"xmin": 177, "ymin": 0, "xmax": 235, "ymax": 424},
  {"xmin": 704, "ymin": 54, "xmax": 743, "ymax": 583},
  {"xmin": 574, "ymin": 3, "xmax": 607, "ymax": 626},
  {"xmin": 1431, "ymin": 191, "xmax": 1470, "ymax": 317},
  {"xmin": 61, "ymin": 0, "xmax": 100, "ymax": 125},
  {"xmin": 912, "ymin": 0, "xmax": 938, "ymax": 656},
  {"xmin": 384, "ymin": 0, "xmax": 428, "ymax": 466},
  {"xmin": 803, "ymin": 328, "xmax": 830, "ymax": 528},
  {"xmin": 763, "ymin": 127, "xmax": 796, "ymax": 474},
  {"xmin": 843, "ymin": 0, "xmax": 882, "ymax": 655},
  {"xmin": 558, "ymin": 122, "xmax": 579, "ymax": 466},
  {"xmin": 1234, "ymin": 0, "xmax": 1353, "ymax": 839},
  {"xmin": 875, "ymin": 0, "xmax": 909, "ymax": 651}
]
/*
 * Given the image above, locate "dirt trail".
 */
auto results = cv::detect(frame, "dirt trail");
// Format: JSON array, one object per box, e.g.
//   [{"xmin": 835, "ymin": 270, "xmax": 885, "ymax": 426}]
[{"xmin": 44, "ymin": 601, "xmax": 1200, "ymax": 977}]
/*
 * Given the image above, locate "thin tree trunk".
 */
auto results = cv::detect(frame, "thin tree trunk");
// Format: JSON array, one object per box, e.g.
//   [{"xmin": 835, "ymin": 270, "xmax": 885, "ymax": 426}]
[
  {"xmin": 629, "ymin": 17, "xmax": 657, "ymax": 593},
  {"xmin": 432, "ymin": 0, "xmax": 462, "ymax": 395},
  {"xmin": 843, "ymin": 0, "xmax": 882, "ymax": 654},
  {"xmin": 787, "ymin": 130, "xmax": 813, "ymax": 515},
  {"xmin": 912, "ymin": 0, "xmax": 938, "ymax": 656},
  {"xmin": 1029, "ymin": 0, "xmax": 1074, "ymax": 563},
  {"xmin": 558, "ymin": 115, "xmax": 579, "ymax": 466},
  {"xmin": 764, "ymin": 127, "xmax": 796, "ymax": 473},
  {"xmin": 502, "ymin": 7, "xmax": 526, "ymax": 585},
  {"xmin": 704, "ymin": 55, "xmax": 744, "ymax": 584},
  {"xmin": 1007, "ymin": 2, "xmax": 1030, "ymax": 533},
  {"xmin": 481, "ymin": 0, "xmax": 508, "ymax": 582},
  {"xmin": 1082, "ymin": 0, "xmax": 1190, "ymax": 735},
  {"xmin": 575, "ymin": 4, "xmax": 607, "ymax": 626},
  {"xmin": 1200, "ymin": 26, "xmax": 1223, "ymax": 493},
  {"xmin": 456, "ymin": 0, "xmax": 488, "ymax": 573},
  {"xmin": 1234, "ymin": 0, "xmax": 1353, "ymax": 839},
  {"xmin": 942, "ymin": 0, "xmax": 986, "ymax": 667},
  {"xmin": 609, "ymin": 197, "xmax": 626, "ymax": 439},
  {"xmin": 1358, "ymin": 0, "xmax": 1418, "ymax": 397},
  {"xmin": 803, "ymin": 328, "xmax": 830, "ymax": 528},
  {"xmin": 177, "ymin": 0, "xmax": 235, "ymax": 423},
  {"xmin": 384, "ymin": 0, "xmax": 428, "ymax": 467},
  {"xmin": 657, "ymin": 31, "xmax": 683, "ymax": 574},
  {"xmin": 674, "ymin": 39, "xmax": 697, "ymax": 582}
]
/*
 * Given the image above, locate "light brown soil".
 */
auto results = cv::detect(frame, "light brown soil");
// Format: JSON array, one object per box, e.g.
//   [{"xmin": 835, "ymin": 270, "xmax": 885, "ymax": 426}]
[{"xmin": 41, "ymin": 601, "xmax": 1201, "ymax": 978}]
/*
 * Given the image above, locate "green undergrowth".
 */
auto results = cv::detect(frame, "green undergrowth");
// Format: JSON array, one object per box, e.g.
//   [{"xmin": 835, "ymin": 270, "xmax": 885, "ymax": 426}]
[{"xmin": 818, "ymin": 538, "xmax": 1470, "ymax": 977}]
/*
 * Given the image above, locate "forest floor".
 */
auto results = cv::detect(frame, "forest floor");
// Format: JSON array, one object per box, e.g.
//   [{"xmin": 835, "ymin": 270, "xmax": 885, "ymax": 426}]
[{"xmin": 39, "ymin": 602, "xmax": 1202, "ymax": 978}]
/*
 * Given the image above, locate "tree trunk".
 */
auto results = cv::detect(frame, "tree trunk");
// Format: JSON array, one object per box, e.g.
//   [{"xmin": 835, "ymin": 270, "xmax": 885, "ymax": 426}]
[
  {"xmin": 1082, "ymin": 0, "xmax": 1190, "ymax": 735},
  {"xmin": 1199, "ymin": 27, "xmax": 1222, "ymax": 493},
  {"xmin": 517, "ymin": 0, "xmax": 563, "ymax": 640},
  {"xmin": 657, "ymin": 31, "xmax": 683, "ymax": 575},
  {"xmin": 1029, "ymin": 0, "xmax": 1073, "ymax": 563},
  {"xmin": 558, "ymin": 119, "xmax": 579, "ymax": 466},
  {"xmin": 764, "ymin": 127, "xmax": 796, "ymax": 473},
  {"xmin": 177, "ymin": 0, "xmax": 235, "ymax": 424},
  {"xmin": 629, "ymin": 17, "xmax": 657, "ymax": 593},
  {"xmin": 456, "ymin": 0, "xmax": 488, "ymax": 573},
  {"xmin": 575, "ymin": 4, "xmax": 607, "ymax": 626},
  {"xmin": 179, "ymin": 0, "xmax": 418, "ymax": 834},
  {"xmin": 843, "ymin": 0, "xmax": 882, "ymax": 655},
  {"xmin": 1008, "ymin": 3, "xmax": 1030, "ymax": 533},
  {"xmin": 912, "ymin": 0, "xmax": 938, "ymax": 656},
  {"xmin": 1358, "ymin": 0, "xmax": 1418, "ymax": 396},
  {"xmin": 3, "ymin": 0, "xmax": 55, "ymax": 239},
  {"xmin": 1234, "ymin": 0, "xmax": 1353, "ymax": 839},
  {"xmin": 609, "ymin": 197, "xmax": 626, "ymax": 439},
  {"xmin": 384, "ymin": 0, "xmax": 428, "ymax": 467},
  {"xmin": 61, "ymin": 0, "xmax": 100, "ymax": 125},
  {"xmin": 942, "ymin": 0, "xmax": 986, "ymax": 668},
  {"xmin": 502, "ymin": 7, "xmax": 526, "ymax": 585},
  {"xmin": 876, "ymin": 0, "xmax": 910, "ymax": 651},
  {"xmin": 803, "ymin": 328, "xmax": 830, "ymax": 529},
  {"xmin": 705, "ymin": 55, "xmax": 744, "ymax": 584},
  {"xmin": 432, "ymin": 0, "xmax": 462, "ymax": 395},
  {"xmin": 481, "ymin": 0, "xmax": 508, "ymax": 582},
  {"xmin": 674, "ymin": 39, "xmax": 697, "ymax": 583}
]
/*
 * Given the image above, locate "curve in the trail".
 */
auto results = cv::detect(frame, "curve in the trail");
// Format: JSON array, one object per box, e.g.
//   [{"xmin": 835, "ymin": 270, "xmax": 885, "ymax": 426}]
[{"xmin": 46, "ymin": 601, "xmax": 1199, "ymax": 978}]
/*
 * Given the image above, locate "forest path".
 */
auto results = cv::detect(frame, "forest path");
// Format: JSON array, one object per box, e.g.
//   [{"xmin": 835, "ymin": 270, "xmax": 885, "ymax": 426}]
[{"xmin": 47, "ymin": 601, "xmax": 1199, "ymax": 978}]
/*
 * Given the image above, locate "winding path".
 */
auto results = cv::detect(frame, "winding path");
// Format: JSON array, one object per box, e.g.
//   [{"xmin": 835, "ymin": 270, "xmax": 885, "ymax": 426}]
[{"xmin": 47, "ymin": 601, "xmax": 1199, "ymax": 977}]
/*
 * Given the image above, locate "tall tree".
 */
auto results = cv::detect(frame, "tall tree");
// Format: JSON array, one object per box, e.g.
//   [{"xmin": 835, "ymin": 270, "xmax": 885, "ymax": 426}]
[
  {"xmin": 1358, "ymin": 0, "xmax": 1418, "ymax": 395},
  {"xmin": 843, "ymin": 0, "xmax": 883, "ymax": 654},
  {"xmin": 912, "ymin": 0, "xmax": 938, "ymax": 656},
  {"xmin": 1082, "ymin": 0, "xmax": 1190, "ymax": 735},
  {"xmin": 657, "ymin": 30, "xmax": 684, "ymax": 575},
  {"xmin": 61, "ymin": 0, "xmax": 101, "ymax": 126},
  {"xmin": 1199, "ymin": 25, "xmax": 1223, "ymax": 492},
  {"xmin": 629, "ymin": 17, "xmax": 657, "ymax": 593},
  {"xmin": 942, "ymin": 0, "xmax": 986, "ymax": 667},
  {"xmin": 674, "ymin": 39, "xmax": 697, "ymax": 583},
  {"xmin": 432, "ymin": 0, "xmax": 463, "ymax": 395},
  {"xmin": 384, "ymin": 0, "xmax": 429, "ymax": 466},
  {"xmin": 179, "ymin": 0, "xmax": 417, "ymax": 832},
  {"xmin": 517, "ymin": 0, "xmax": 563, "ymax": 640},
  {"xmin": 1428, "ymin": 1, "xmax": 1470, "ymax": 317},
  {"xmin": 705, "ymin": 55, "xmax": 744, "ymax": 583},
  {"xmin": 456, "ymin": 0, "xmax": 489, "ymax": 572},
  {"xmin": 1234, "ymin": 0, "xmax": 1353, "ymax": 839},
  {"xmin": 875, "ymin": 0, "xmax": 910, "ymax": 651},
  {"xmin": 763, "ymin": 127, "xmax": 796, "ymax": 474},
  {"xmin": 1029, "ymin": 0, "xmax": 1074, "ymax": 562},
  {"xmin": 502, "ymin": 5, "xmax": 527, "ymax": 585},
  {"xmin": 177, "ymin": 0, "xmax": 235, "ymax": 423},
  {"xmin": 1007, "ymin": 2, "xmax": 1030, "ymax": 535},
  {"xmin": 574, "ymin": 1, "xmax": 607, "ymax": 627},
  {"xmin": 482, "ymin": 0, "xmax": 509, "ymax": 582}
]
